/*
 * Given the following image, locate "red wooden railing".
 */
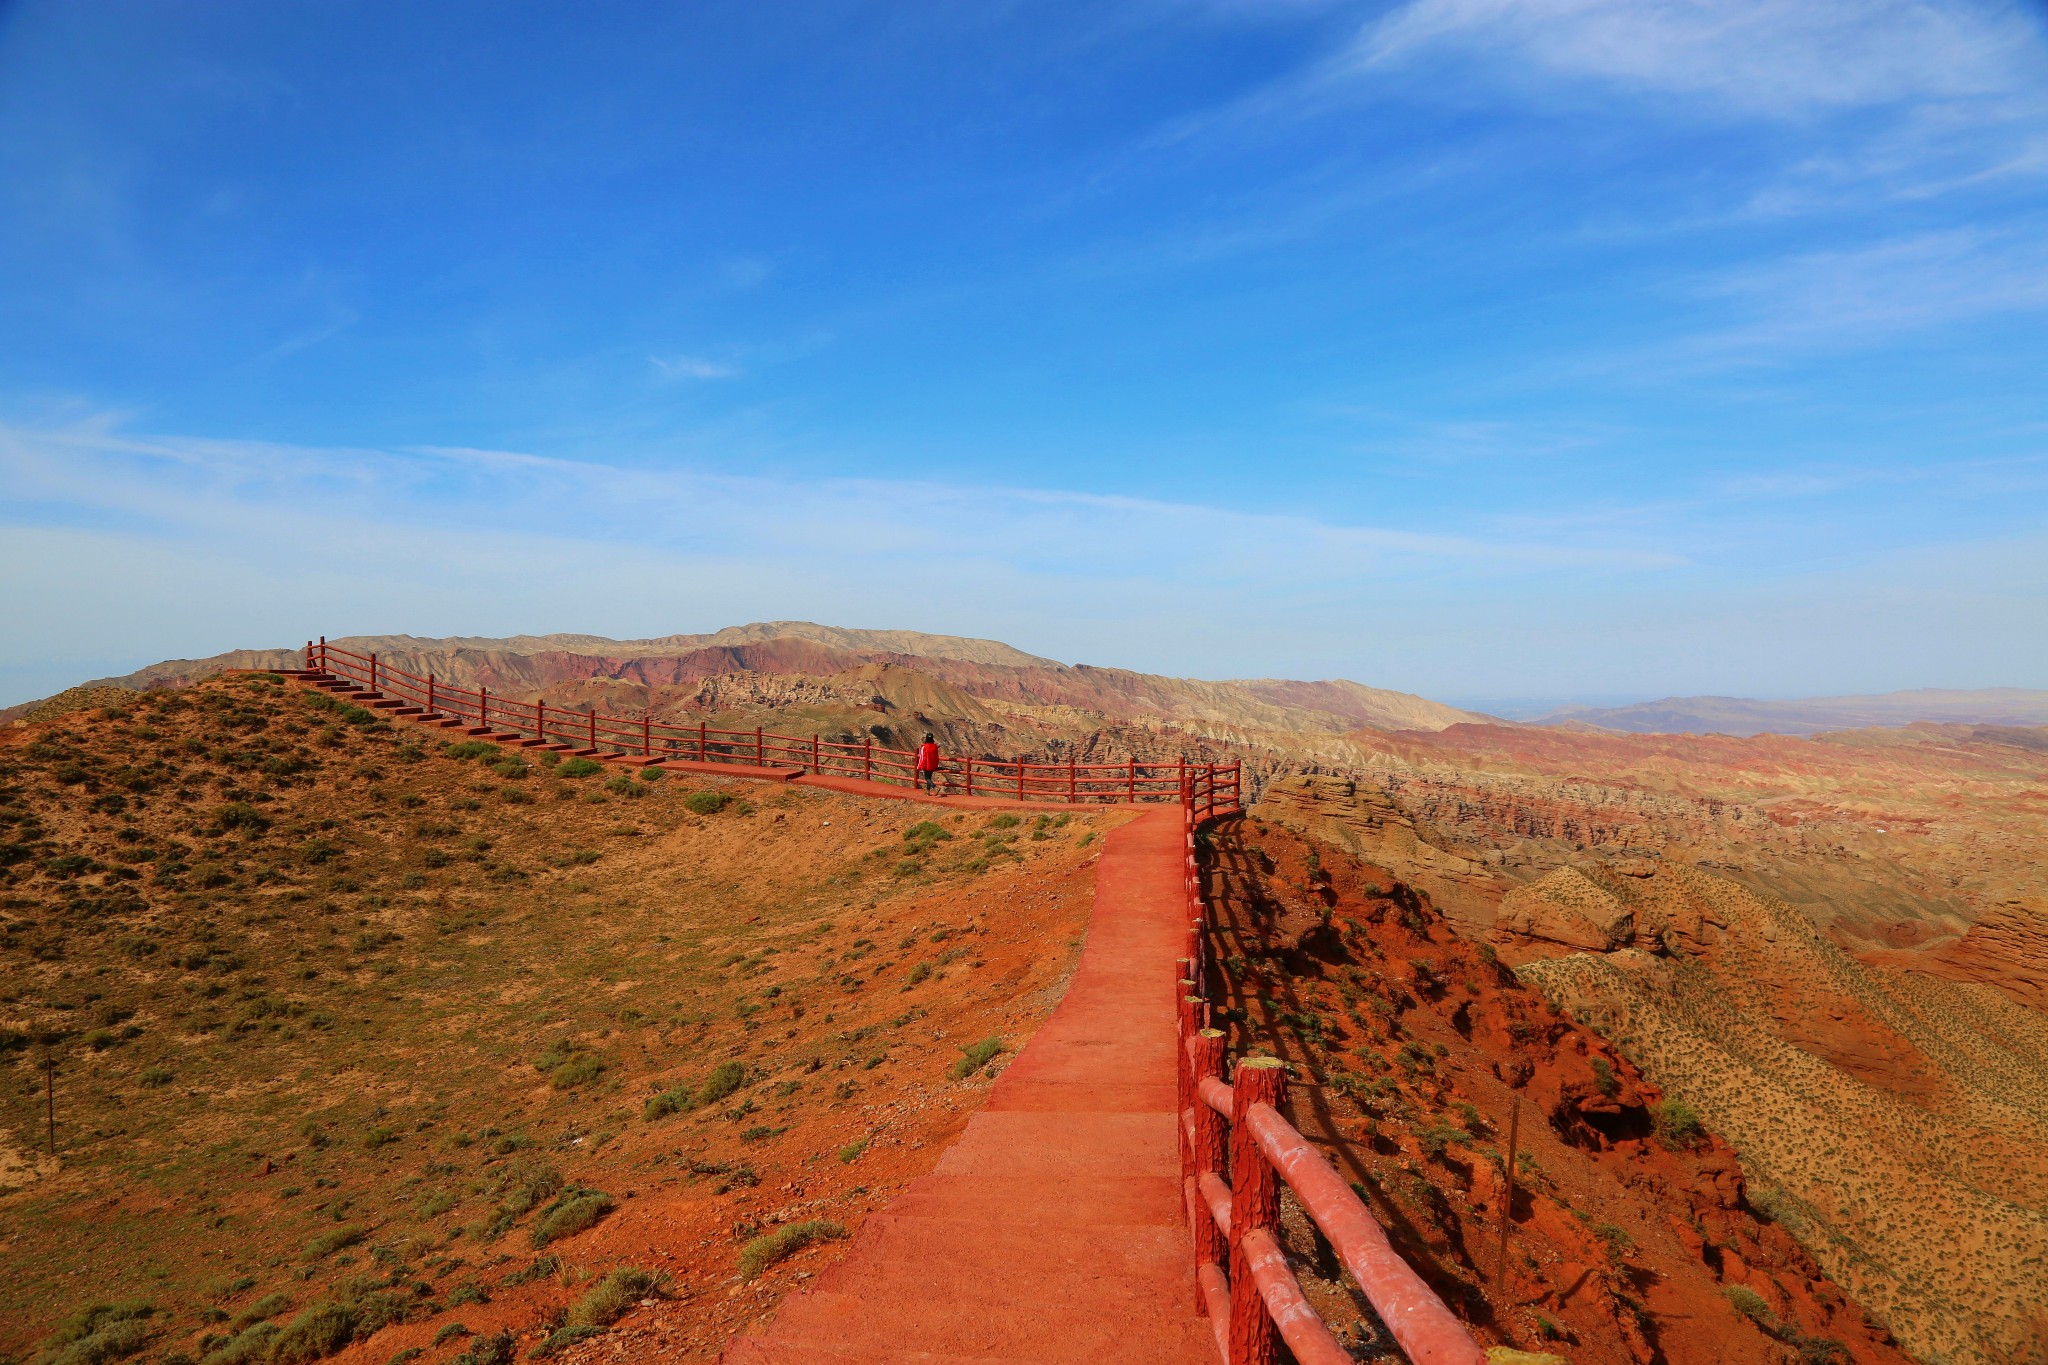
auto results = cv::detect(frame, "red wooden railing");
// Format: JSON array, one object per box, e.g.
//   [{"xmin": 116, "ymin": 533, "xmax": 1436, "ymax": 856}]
[
  {"xmin": 299, "ymin": 639, "xmax": 1240, "ymax": 817},
  {"xmin": 1176, "ymin": 806, "xmax": 1485, "ymax": 1365}
]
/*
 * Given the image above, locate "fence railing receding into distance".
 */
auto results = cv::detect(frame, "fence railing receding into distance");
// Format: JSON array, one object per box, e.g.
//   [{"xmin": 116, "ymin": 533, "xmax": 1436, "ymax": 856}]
[
  {"xmin": 303, "ymin": 639, "xmax": 1240, "ymax": 818},
  {"xmin": 299, "ymin": 637, "xmax": 1482, "ymax": 1361},
  {"xmin": 1177, "ymin": 806, "xmax": 1486, "ymax": 1365}
]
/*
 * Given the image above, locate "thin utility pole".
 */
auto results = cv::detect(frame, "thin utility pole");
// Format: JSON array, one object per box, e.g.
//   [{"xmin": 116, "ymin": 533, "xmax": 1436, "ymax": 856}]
[{"xmin": 1495, "ymin": 1095, "xmax": 1521, "ymax": 1294}]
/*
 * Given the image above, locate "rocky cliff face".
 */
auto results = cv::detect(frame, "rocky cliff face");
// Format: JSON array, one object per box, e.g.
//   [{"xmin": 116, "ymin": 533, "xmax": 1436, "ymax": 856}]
[{"xmin": 1495, "ymin": 861, "xmax": 2048, "ymax": 1365}]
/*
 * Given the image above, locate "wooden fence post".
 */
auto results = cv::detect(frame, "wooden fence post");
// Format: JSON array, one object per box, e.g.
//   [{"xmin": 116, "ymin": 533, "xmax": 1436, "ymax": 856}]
[
  {"xmin": 1496, "ymin": 1095, "xmax": 1522, "ymax": 1294},
  {"xmin": 1191, "ymin": 1028, "xmax": 1228, "ymax": 1304},
  {"xmin": 537, "ymin": 699, "xmax": 547, "ymax": 743},
  {"xmin": 643, "ymin": 714, "xmax": 652, "ymax": 758},
  {"xmin": 1016, "ymin": 757, "xmax": 1025, "ymax": 802},
  {"xmin": 864, "ymin": 738, "xmax": 872, "ymax": 782},
  {"xmin": 1229, "ymin": 1057, "xmax": 1287, "ymax": 1365},
  {"xmin": 812, "ymin": 734, "xmax": 820, "ymax": 773},
  {"xmin": 427, "ymin": 674, "xmax": 436, "ymax": 715},
  {"xmin": 480, "ymin": 687, "xmax": 489, "ymax": 730},
  {"xmin": 1176, "ymin": 970, "xmax": 1194, "ymax": 1209},
  {"xmin": 701, "ymin": 720, "xmax": 709, "ymax": 763},
  {"xmin": 1069, "ymin": 758, "xmax": 1077, "ymax": 804},
  {"xmin": 588, "ymin": 709, "xmax": 597, "ymax": 752},
  {"xmin": 1128, "ymin": 758, "xmax": 1137, "ymax": 804}
]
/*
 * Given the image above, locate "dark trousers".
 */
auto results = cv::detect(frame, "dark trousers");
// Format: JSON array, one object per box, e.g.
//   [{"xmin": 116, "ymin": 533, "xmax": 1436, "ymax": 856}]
[{"xmin": 919, "ymin": 769, "xmax": 935, "ymax": 793}]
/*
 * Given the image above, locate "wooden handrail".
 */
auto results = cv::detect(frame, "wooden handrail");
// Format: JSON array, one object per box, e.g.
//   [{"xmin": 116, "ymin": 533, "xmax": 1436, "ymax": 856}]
[
  {"xmin": 1176, "ymin": 807, "xmax": 1484, "ymax": 1365},
  {"xmin": 302, "ymin": 638, "xmax": 1242, "ymax": 816}
]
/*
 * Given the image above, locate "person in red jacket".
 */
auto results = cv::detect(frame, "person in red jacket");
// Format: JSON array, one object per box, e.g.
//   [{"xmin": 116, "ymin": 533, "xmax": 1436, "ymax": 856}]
[{"xmin": 914, "ymin": 732, "xmax": 940, "ymax": 794}]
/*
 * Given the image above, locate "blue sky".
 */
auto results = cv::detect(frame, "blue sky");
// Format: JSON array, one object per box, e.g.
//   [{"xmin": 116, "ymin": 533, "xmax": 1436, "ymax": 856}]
[{"xmin": 3, "ymin": 0, "xmax": 2046, "ymax": 709}]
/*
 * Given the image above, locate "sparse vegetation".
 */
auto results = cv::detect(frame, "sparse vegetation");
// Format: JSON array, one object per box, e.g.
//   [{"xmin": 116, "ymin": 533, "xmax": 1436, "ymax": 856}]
[
  {"xmin": 737, "ymin": 1219, "xmax": 846, "ymax": 1279},
  {"xmin": 950, "ymin": 1036, "xmax": 1003, "ymax": 1079}
]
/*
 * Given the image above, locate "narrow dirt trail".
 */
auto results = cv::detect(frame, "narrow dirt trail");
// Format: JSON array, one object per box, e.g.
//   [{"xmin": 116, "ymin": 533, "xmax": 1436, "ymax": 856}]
[{"xmin": 723, "ymin": 807, "xmax": 1213, "ymax": 1363}]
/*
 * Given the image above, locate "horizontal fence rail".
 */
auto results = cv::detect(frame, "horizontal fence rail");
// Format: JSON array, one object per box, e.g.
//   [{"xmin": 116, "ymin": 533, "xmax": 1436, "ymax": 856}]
[
  {"xmin": 299, "ymin": 639, "xmax": 1241, "ymax": 818},
  {"xmin": 1177, "ymin": 807, "xmax": 1485, "ymax": 1365}
]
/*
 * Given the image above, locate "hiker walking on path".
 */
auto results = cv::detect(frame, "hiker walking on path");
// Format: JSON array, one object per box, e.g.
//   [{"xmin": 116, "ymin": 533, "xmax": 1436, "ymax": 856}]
[{"xmin": 915, "ymin": 733, "xmax": 940, "ymax": 794}]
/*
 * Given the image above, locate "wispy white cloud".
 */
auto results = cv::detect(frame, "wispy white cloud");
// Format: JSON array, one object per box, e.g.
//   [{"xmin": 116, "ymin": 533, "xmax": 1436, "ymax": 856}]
[
  {"xmin": 1355, "ymin": 0, "xmax": 2045, "ymax": 117},
  {"xmin": 1693, "ymin": 226, "xmax": 2048, "ymax": 353},
  {"xmin": 649, "ymin": 354, "xmax": 740, "ymax": 381},
  {"xmin": 1, "ymin": 413, "xmax": 2040, "ymax": 704}
]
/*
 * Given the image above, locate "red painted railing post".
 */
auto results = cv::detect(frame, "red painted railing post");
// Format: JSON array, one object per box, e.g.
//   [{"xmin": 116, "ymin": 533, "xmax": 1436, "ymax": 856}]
[
  {"xmin": 304, "ymin": 639, "xmax": 313, "ymax": 671},
  {"xmin": 588, "ymin": 709, "xmax": 597, "ymax": 752},
  {"xmin": 369, "ymin": 652, "xmax": 378, "ymax": 692},
  {"xmin": 643, "ymin": 714, "xmax": 652, "ymax": 758},
  {"xmin": 427, "ymin": 674, "xmax": 436, "ymax": 715},
  {"xmin": 700, "ymin": 720, "xmax": 708, "ymax": 762},
  {"xmin": 1128, "ymin": 758, "xmax": 1137, "ymax": 804},
  {"xmin": 755, "ymin": 726, "xmax": 764, "ymax": 767},
  {"xmin": 1229, "ymin": 1057, "xmax": 1287, "ymax": 1365},
  {"xmin": 537, "ymin": 699, "xmax": 546, "ymax": 743},
  {"xmin": 1191, "ymin": 1028, "xmax": 1229, "ymax": 1305},
  {"xmin": 1068, "ymin": 758, "xmax": 1076, "ymax": 804},
  {"xmin": 480, "ymin": 687, "xmax": 489, "ymax": 729},
  {"xmin": 965, "ymin": 759, "xmax": 975, "ymax": 798},
  {"xmin": 864, "ymin": 737, "xmax": 872, "ymax": 782},
  {"xmin": 811, "ymin": 734, "xmax": 820, "ymax": 773},
  {"xmin": 1176, "ymin": 968, "xmax": 1196, "ymax": 1199},
  {"xmin": 1016, "ymin": 757, "xmax": 1025, "ymax": 803}
]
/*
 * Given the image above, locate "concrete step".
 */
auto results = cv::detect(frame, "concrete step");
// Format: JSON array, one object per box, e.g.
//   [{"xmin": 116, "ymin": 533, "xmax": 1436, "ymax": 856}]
[{"xmin": 733, "ymin": 1291, "xmax": 1210, "ymax": 1363}]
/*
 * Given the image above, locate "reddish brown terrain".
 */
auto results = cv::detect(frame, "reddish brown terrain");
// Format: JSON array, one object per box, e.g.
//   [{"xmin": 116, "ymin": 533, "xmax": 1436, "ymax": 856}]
[
  {"xmin": 1202, "ymin": 814, "xmax": 1914, "ymax": 1365},
  {"xmin": 0, "ymin": 675, "xmax": 1125, "ymax": 1365},
  {"xmin": 8, "ymin": 625, "xmax": 2046, "ymax": 1364}
]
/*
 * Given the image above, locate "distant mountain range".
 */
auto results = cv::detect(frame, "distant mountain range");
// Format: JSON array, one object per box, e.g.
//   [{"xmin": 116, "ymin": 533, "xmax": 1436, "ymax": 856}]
[
  {"xmin": 6, "ymin": 622, "xmax": 1491, "ymax": 740},
  {"xmin": 1537, "ymin": 687, "xmax": 2048, "ymax": 737}
]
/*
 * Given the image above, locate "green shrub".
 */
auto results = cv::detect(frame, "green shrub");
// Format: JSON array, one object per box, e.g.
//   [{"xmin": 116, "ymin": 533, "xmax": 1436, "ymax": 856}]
[
  {"xmin": 266, "ymin": 1302, "xmax": 355, "ymax": 1365},
  {"xmin": 416, "ymin": 1191, "xmax": 457, "ymax": 1219},
  {"xmin": 1651, "ymin": 1097, "xmax": 1704, "ymax": 1148},
  {"xmin": 530, "ymin": 1189, "xmax": 614, "ymax": 1247},
  {"xmin": 738, "ymin": 1220, "xmax": 846, "ymax": 1279},
  {"xmin": 568, "ymin": 1267, "xmax": 662, "ymax": 1329},
  {"xmin": 299, "ymin": 1225, "xmax": 364, "ymax": 1262},
  {"xmin": 198, "ymin": 1322, "xmax": 278, "ymax": 1365},
  {"xmin": 216, "ymin": 803, "xmax": 269, "ymax": 833},
  {"xmin": 485, "ymin": 1157, "xmax": 562, "ymax": 1235},
  {"xmin": 950, "ymin": 1036, "xmax": 1003, "ymax": 1080},
  {"xmin": 604, "ymin": 773, "xmax": 640, "ymax": 797},
  {"xmin": 635, "ymin": 766, "xmax": 662, "ymax": 783},
  {"xmin": 443, "ymin": 741, "xmax": 500, "ymax": 761},
  {"xmin": 444, "ymin": 1283, "xmax": 488, "ymax": 1308},
  {"xmin": 432, "ymin": 1324, "xmax": 471, "ymax": 1347},
  {"xmin": 1724, "ymin": 1285, "xmax": 1773, "ymax": 1326},
  {"xmin": 684, "ymin": 790, "xmax": 729, "ymax": 815},
  {"xmin": 906, "ymin": 962, "xmax": 931, "ymax": 987},
  {"xmin": 558, "ymin": 758, "xmax": 603, "ymax": 779},
  {"xmin": 698, "ymin": 1060, "xmax": 745, "ymax": 1104},
  {"xmin": 837, "ymin": 1138, "xmax": 867, "ymax": 1164},
  {"xmin": 448, "ymin": 1332, "xmax": 515, "ymax": 1365},
  {"xmin": 491, "ymin": 759, "xmax": 529, "ymax": 780},
  {"xmin": 33, "ymin": 1302, "xmax": 155, "ymax": 1365},
  {"xmin": 549, "ymin": 1053, "xmax": 604, "ymax": 1090},
  {"xmin": 982, "ymin": 814, "xmax": 1020, "ymax": 831},
  {"xmin": 643, "ymin": 1086, "xmax": 694, "ymax": 1121},
  {"xmin": 1590, "ymin": 1056, "xmax": 1618, "ymax": 1097},
  {"xmin": 230, "ymin": 1293, "xmax": 291, "ymax": 1331}
]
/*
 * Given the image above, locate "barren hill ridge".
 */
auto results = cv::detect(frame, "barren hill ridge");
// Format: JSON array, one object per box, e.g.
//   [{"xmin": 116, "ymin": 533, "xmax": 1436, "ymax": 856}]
[{"xmin": 20, "ymin": 623, "xmax": 1492, "ymax": 739}]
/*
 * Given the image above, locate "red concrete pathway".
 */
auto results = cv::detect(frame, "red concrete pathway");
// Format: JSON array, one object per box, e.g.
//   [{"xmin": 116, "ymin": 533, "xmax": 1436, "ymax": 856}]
[{"xmin": 723, "ymin": 807, "xmax": 1214, "ymax": 1364}]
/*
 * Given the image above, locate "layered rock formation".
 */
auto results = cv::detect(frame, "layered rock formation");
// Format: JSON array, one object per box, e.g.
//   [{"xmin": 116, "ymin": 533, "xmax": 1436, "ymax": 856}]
[{"xmin": 1496, "ymin": 862, "xmax": 2048, "ymax": 1365}]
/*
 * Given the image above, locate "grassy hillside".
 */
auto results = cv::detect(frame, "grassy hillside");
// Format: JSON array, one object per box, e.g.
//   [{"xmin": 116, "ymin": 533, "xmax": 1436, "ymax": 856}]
[{"xmin": 0, "ymin": 674, "xmax": 1113, "ymax": 1365}]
